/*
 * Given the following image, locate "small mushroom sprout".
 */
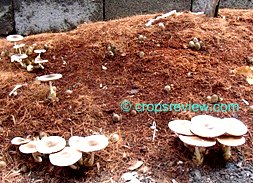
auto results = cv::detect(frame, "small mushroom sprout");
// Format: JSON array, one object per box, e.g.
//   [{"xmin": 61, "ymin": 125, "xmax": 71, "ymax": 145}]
[
  {"xmin": 188, "ymin": 37, "xmax": 203, "ymax": 50},
  {"xmin": 36, "ymin": 74, "xmax": 62, "ymax": 102}
]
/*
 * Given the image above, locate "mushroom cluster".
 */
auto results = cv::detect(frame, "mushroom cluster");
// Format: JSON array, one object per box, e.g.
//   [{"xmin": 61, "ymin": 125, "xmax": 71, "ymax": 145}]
[
  {"xmin": 168, "ymin": 115, "xmax": 248, "ymax": 165},
  {"xmin": 6, "ymin": 35, "xmax": 49, "ymax": 72},
  {"xmin": 11, "ymin": 134, "xmax": 109, "ymax": 169},
  {"xmin": 5, "ymin": 35, "xmax": 63, "ymax": 102}
]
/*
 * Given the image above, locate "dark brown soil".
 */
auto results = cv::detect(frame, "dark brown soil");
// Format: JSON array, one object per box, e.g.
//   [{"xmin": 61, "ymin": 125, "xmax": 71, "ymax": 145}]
[{"xmin": 0, "ymin": 8, "xmax": 253, "ymax": 183}]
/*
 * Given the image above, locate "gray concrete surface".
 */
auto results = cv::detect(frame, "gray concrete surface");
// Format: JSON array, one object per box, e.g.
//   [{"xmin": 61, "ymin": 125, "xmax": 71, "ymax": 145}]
[
  {"xmin": 104, "ymin": 0, "xmax": 191, "ymax": 20},
  {"xmin": 221, "ymin": 0, "xmax": 253, "ymax": 9},
  {"xmin": 13, "ymin": 0, "xmax": 103, "ymax": 35},
  {"xmin": 192, "ymin": 0, "xmax": 253, "ymax": 12},
  {"xmin": 0, "ymin": 0, "xmax": 14, "ymax": 35}
]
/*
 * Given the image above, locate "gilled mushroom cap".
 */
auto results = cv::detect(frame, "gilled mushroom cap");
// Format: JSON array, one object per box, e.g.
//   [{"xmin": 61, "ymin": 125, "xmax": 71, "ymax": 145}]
[
  {"xmin": 179, "ymin": 135, "xmax": 216, "ymax": 147},
  {"xmin": 217, "ymin": 136, "xmax": 246, "ymax": 146},
  {"xmin": 70, "ymin": 135, "xmax": 109, "ymax": 153},
  {"xmin": 190, "ymin": 115, "xmax": 226, "ymax": 138},
  {"xmin": 7, "ymin": 35, "xmax": 24, "ymax": 42},
  {"xmin": 222, "ymin": 118, "xmax": 248, "ymax": 136},
  {"xmin": 11, "ymin": 137, "xmax": 31, "ymax": 145},
  {"xmin": 68, "ymin": 136, "xmax": 85, "ymax": 147},
  {"xmin": 34, "ymin": 57, "xmax": 48, "ymax": 64},
  {"xmin": 19, "ymin": 140, "xmax": 38, "ymax": 154},
  {"xmin": 34, "ymin": 49, "xmax": 46, "ymax": 54},
  {"xmin": 35, "ymin": 136, "xmax": 66, "ymax": 154},
  {"xmin": 36, "ymin": 74, "xmax": 62, "ymax": 82},
  {"xmin": 168, "ymin": 120, "xmax": 194, "ymax": 136},
  {"xmin": 11, "ymin": 54, "xmax": 28, "ymax": 60},
  {"xmin": 49, "ymin": 146, "xmax": 82, "ymax": 166},
  {"xmin": 13, "ymin": 43, "xmax": 25, "ymax": 49}
]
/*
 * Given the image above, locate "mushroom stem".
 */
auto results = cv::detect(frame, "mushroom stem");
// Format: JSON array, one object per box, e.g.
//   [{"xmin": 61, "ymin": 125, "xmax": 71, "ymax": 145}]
[
  {"xmin": 32, "ymin": 152, "xmax": 42, "ymax": 162},
  {"xmin": 183, "ymin": 143, "xmax": 194, "ymax": 153},
  {"xmin": 221, "ymin": 145, "xmax": 231, "ymax": 160},
  {"xmin": 69, "ymin": 164, "xmax": 79, "ymax": 170},
  {"xmin": 49, "ymin": 81, "xmax": 53, "ymax": 93},
  {"xmin": 88, "ymin": 152, "xmax": 95, "ymax": 166},
  {"xmin": 193, "ymin": 147, "xmax": 204, "ymax": 166},
  {"xmin": 77, "ymin": 156, "xmax": 83, "ymax": 166},
  {"xmin": 48, "ymin": 83, "xmax": 57, "ymax": 102},
  {"xmin": 38, "ymin": 63, "xmax": 44, "ymax": 69},
  {"xmin": 83, "ymin": 152, "xmax": 95, "ymax": 167}
]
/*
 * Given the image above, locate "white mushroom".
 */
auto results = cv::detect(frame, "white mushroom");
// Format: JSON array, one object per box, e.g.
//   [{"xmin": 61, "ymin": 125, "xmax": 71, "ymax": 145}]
[
  {"xmin": 34, "ymin": 49, "xmax": 46, "ymax": 58},
  {"xmin": 13, "ymin": 43, "xmax": 25, "ymax": 54},
  {"xmin": 6, "ymin": 35, "xmax": 24, "ymax": 46},
  {"xmin": 178, "ymin": 135, "xmax": 216, "ymax": 165},
  {"xmin": 190, "ymin": 115, "xmax": 226, "ymax": 138},
  {"xmin": 34, "ymin": 57, "xmax": 48, "ymax": 69},
  {"xmin": 10, "ymin": 54, "xmax": 28, "ymax": 68},
  {"xmin": 49, "ymin": 146, "xmax": 82, "ymax": 169},
  {"xmin": 217, "ymin": 136, "xmax": 246, "ymax": 160},
  {"xmin": 35, "ymin": 136, "xmax": 66, "ymax": 154},
  {"xmin": 69, "ymin": 135, "xmax": 109, "ymax": 166},
  {"xmin": 19, "ymin": 140, "xmax": 42, "ymax": 162},
  {"xmin": 11, "ymin": 137, "xmax": 31, "ymax": 145},
  {"xmin": 36, "ymin": 74, "xmax": 62, "ymax": 102},
  {"xmin": 19, "ymin": 141, "xmax": 38, "ymax": 153},
  {"xmin": 168, "ymin": 120, "xmax": 194, "ymax": 136},
  {"xmin": 221, "ymin": 118, "xmax": 248, "ymax": 136}
]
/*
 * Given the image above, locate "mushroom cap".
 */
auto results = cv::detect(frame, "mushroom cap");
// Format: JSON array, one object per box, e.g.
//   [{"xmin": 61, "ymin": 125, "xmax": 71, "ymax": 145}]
[
  {"xmin": 179, "ymin": 135, "xmax": 216, "ymax": 147},
  {"xmin": 34, "ymin": 49, "xmax": 46, "ymax": 54},
  {"xmin": 6, "ymin": 35, "xmax": 24, "ymax": 42},
  {"xmin": 217, "ymin": 136, "xmax": 246, "ymax": 146},
  {"xmin": 168, "ymin": 120, "xmax": 194, "ymax": 136},
  {"xmin": 68, "ymin": 136, "xmax": 85, "ymax": 147},
  {"xmin": 35, "ymin": 136, "xmax": 66, "ymax": 154},
  {"xmin": 190, "ymin": 115, "xmax": 226, "ymax": 138},
  {"xmin": 13, "ymin": 43, "xmax": 25, "ymax": 49},
  {"xmin": 49, "ymin": 146, "xmax": 82, "ymax": 167},
  {"xmin": 11, "ymin": 137, "xmax": 31, "ymax": 145},
  {"xmin": 70, "ymin": 135, "xmax": 109, "ymax": 153},
  {"xmin": 36, "ymin": 74, "xmax": 62, "ymax": 82},
  {"xmin": 34, "ymin": 57, "xmax": 48, "ymax": 64},
  {"xmin": 222, "ymin": 118, "xmax": 248, "ymax": 136},
  {"xmin": 19, "ymin": 140, "xmax": 38, "ymax": 154},
  {"xmin": 11, "ymin": 54, "xmax": 28, "ymax": 60}
]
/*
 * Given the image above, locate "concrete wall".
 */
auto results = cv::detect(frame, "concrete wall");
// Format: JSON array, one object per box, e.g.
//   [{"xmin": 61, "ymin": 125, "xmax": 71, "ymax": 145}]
[
  {"xmin": 0, "ymin": 0, "xmax": 14, "ymax": 35},
  {"xmin": 0, "ymin": 0, "xmax": 253, "ymax": 36},
  {"xmin": 104, "ymin": 0, "xmax": 190, "ymax": 20},
  {"xmin": 193, "ymin": 0, "xmax": 253, "ymax": 12},
  {"xmin": 13, "ymin": 0, "xmax": 103, "ymax": 35}
]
